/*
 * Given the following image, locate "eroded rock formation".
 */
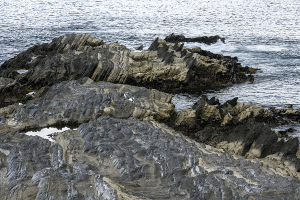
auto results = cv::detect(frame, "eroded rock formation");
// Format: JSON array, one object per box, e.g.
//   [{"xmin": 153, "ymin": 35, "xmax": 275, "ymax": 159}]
[
  {"xmin": 164, "ymin": 33, "xmax": 225, "ymax": 44},
  {"xmin": 1, "ymin": 117, "xmax": 300, "ymax": 199},
  {"xmin": 0, "ymin": 34, "xmax": 255, "ymax": 107},
  {"xmin": 1, "ymin": 34, "xmax": 300, "ymax": 199},
  {"xmin": 0, "ymin": 78, "xmax": 174, "ymax": 132}
]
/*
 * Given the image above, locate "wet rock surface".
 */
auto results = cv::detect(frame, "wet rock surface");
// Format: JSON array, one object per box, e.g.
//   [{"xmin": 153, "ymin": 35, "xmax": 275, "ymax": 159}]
[
  {"xmin": 0, "ymin": 78, "xmax": 174, "ymax": 132},
  {"xmin": 164, "ymin": 33, "xmax": 225, "ymax": 44},
  {"xmin": 0, "ymin": 34, "xmax": 254, "ymax": 107},
  {"xmin": 1, "ymin": 117, "xmax": 300, "ymax": 199},
  {"xmin": 1, "ymin": 34, "xmax": 300, "ymax": 199},
  {"xmin": 173, "ymin": 95, "xmax": 284, "ymax": 132},
  {"xmin": 273, "ymin": 106, "xmax": 300, "ymax": 123},
  {"xmin": 172, "ymin": 96, "xmax": 300, "ymax": 177}
]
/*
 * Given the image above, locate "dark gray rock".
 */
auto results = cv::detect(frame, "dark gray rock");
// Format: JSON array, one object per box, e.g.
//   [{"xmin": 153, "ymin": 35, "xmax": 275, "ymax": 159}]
[
  {"xmin": 164, "ymin": 33, "xmax": 225, "ymax": 44},
  {"xmin": 0, "ymin": 78, "xmax": 174, "ymax": 131},
  {"xmin": 273, "ymin": 106, "xmax": 300, "ymax": 122},
  {"xmin": 0, "ymin": 114, "xmax": 5, "ymax": 123},
  {"xmin": 1, "ymin": 116, "xmax": 300, "ymax": 199}
]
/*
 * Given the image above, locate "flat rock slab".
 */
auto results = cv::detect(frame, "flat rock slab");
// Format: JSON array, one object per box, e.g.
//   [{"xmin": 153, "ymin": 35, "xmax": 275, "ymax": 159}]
[{"xmin": 0, "ymin": 116, "xmax": 300, "ymax": 199}]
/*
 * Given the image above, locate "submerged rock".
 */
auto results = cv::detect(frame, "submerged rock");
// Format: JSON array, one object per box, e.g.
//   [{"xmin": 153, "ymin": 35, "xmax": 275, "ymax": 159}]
[{"xmin": 1, "ymin": 116, "xmax": 300, "ymax": 199}]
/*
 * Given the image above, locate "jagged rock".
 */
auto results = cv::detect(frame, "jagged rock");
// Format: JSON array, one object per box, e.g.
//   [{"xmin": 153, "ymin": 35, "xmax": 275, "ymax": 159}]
[
  {"xmin": 278, "ymin": 128, "xmax": 297, "ymax": 137},
  {"xmin": 0, "ymin": 78, "xmax": 174, "ymax": 131},
  {"xmin": 273, "ymin": 106, "xmax": 300, "ymax": 122},
  {"xmin": 0, "ymin": 77, "xmax": 29, "ymax": 108},
  {"xmin": 135, "ymin": 44, "xmax": 143, "ymax": 50},
  {"xmin": 172, "ymin": 96, "xmax": 300, "ymax": 171},
  {"xmin": 164, "ymin": 33, "xmax": 225, "ymax": 44},
  {"xmin": 174, "ymin": 96, "xmax": 286, "ymax": 132},
  {"xmin": 0, "ymin": 34, "xmax": 255, "ymax": 107},
  {"xmin": 1, "ymin": 34, "xmax": 300, "ymax": 199},
  {"xmin": 1, "ymin": 116, "xmax": 300, "ymax": 199},
  {"xmin": 195, "ymin": 118, "xmax": 300, "ymax": 173}
]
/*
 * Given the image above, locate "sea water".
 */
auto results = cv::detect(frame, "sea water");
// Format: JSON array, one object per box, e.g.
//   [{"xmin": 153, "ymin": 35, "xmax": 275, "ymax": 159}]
[{"xmin": 1, "ymin": 0, "xmax": 300, "ymax": 134}]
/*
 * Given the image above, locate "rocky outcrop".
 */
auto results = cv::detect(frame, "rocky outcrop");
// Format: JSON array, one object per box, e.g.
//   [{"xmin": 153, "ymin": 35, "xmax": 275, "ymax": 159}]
[
  {"xmin": 0, "ymin": 77, "xmax": 30, "ymax": 108},
  {"xmin": 165, "ymin": 33, "xmax": 225, "ymax": 44},
  {"xmin": 173, "ymin": 95, "xmax": 283, "ymax": 132},
  {"xmin": 0, "ymin": 77, "xmax": 174, "ymax": 132},
  {"xmin": 196, "ymin": 119, "xmax": 300, "ymax": 172},
  {"xmin": 1, "ymin": 34, "xmax": 300, "ymax": 199},
  {"xmin": 1, "ymin": 116, "xmax": 300, "ymax": 199},
  {"xmin": 273, "ymin": 106, "xmax": 300, "ymax": 122},
  {"xmin": 0, "ymin": 34, "xmax": 255, "ymax": 107},
  {"xmin": 172, "ymin": 95, "xmax": 300, "ymax": 175}
]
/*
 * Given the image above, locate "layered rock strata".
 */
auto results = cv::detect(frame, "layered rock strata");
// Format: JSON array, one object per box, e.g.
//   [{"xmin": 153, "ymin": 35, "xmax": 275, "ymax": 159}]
[
  {"xmin": 273, "ymin": 106, "xmax": 300, "ymax": 122},
  {"xmin": 173, "ymin": 95, "xmax": 285, "ymax": 132},
  {"xmin": 0, "ymin": 34, "xmax": 255, "ymax": 107},
  {"xmin": 164, "ymin": 33, "xmax": 225, "ymax": 44},
  {"xmin": 0, "ymin": 78, "xmax": 174, "ymax": 132},
  {"xmin": 173, "ymin": 95, "xmax": 300, "ymax": 176},
  {"xmin": 1, "ymin": 34, "xmax": 300, "ymax": 199},
  {"xmin": 1, "ymin": 116, "xmax": 300, "ymax": 199}
]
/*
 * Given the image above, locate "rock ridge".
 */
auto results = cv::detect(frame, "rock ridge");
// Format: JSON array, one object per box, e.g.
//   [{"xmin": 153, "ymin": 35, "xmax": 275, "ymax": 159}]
[
  {"xmin": 1, "ymin": 34, "xmax": 300, "ymax": 199},
  {"xmin": 0, "ymin": 33, "xmax": 255, "ymax": 108}
]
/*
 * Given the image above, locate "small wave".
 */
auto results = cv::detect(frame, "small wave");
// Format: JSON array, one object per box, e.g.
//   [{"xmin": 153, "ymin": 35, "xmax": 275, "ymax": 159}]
[
  {"xmin": 245, "ymin": 45, "xmax": 289, "ymax": 52},
  {"xmin": 184, "ymin": 39, "xmax": 238, "ymax": 55}
]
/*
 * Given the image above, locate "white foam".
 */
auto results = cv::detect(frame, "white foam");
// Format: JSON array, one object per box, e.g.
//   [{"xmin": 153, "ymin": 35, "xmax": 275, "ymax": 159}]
[
  {"xmin": 245, "ymin": 45, "xmax": 288, "ymax": 52},
  {"xmin": 184, "ymin": 39, "xmax": 238, "ymax": 55},
  {"xmin": 16, "ymin": 69, "xmax": 29, "ymax": 74},
  {"xmin": 25, "ymin": 127, "xmax": 71, "ymax": 141},
  {"xmin": 26, "ymin": 91, "xmax": 36, "ymax": 96}
]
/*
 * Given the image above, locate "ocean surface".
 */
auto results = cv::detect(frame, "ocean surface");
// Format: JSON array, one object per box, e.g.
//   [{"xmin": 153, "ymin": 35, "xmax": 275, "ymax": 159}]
[{"xmin": 1, "ymin": 0, "xmax": 300, "ymax": 135}]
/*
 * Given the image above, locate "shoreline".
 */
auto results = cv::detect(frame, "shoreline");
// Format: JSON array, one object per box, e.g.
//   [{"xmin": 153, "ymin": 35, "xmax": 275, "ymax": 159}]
[{"xmin": 0, "ymin": 34, "xmax": 300, "ymax": 199}]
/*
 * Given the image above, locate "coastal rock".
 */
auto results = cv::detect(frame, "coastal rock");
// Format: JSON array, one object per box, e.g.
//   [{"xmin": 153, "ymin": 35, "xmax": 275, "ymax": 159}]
[
  {"xmin": 174, "ymin": 96, "xmax": 285, "ymax": 132},
  {"xmin": 1, "ymin": 34, "xmax": 300, "ymax": 199},
  {"xmin": 1, "ymin": 117, "xmax": 300, "ymax": 199},
  {"xmin": 0, "ymin": 78, "xmax": 174, "ymax": 132},
  {"xmin": 164, "ymin": 33, "xmax": 225, "ymax": 44},
  {"xmin": 172, "ymin": 96, "xmax": 300, "ymax": 172},
  {"xmin": 0, "ymin": 77, "xmax": 29, "ymax": 108},
  {"xmin": 0, "ymin": 34, "xmax": 255, "ymax": 107},
  {"xmin": 195, "ymin": 118, "xmax": 300, "ymax": 174},
  {"xmin": 273, "ymin": 106, "xmax": 300, "ymax": 122}
]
